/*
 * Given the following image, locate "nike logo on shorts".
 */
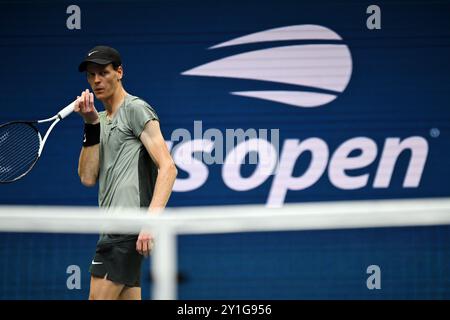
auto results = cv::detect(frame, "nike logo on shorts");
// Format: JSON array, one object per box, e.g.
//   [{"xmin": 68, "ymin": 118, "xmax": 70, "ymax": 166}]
[{"xmin": 91, "ymin": 260, "xmax": 103, "ymax": 265}]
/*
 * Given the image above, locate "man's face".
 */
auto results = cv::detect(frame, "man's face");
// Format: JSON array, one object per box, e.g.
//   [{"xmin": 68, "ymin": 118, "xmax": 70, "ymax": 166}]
[{"xmin": 85, "ymin": 63, "xmax": 123, "ymax": 100}]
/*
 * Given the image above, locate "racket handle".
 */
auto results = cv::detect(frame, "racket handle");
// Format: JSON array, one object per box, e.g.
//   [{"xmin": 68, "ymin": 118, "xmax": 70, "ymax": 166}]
[{"xmin": 58, "ymin": 101, "xmax": 76, "ymax": 120}]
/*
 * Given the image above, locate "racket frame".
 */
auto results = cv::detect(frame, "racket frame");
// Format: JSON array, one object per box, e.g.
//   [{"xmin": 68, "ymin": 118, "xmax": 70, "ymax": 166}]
[
  {"xmin": 0, "ymin": 101, "xmax": 75, "ymax": 183},
  {"xmin": 0, "ymin": 120, "xmax": 41, "ymax": 183}
]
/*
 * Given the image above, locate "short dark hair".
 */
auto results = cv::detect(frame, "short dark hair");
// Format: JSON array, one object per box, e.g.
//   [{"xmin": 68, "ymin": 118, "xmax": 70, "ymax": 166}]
[{"xmin": 111, "ymin": 62, "xmax": 122, "ymax": 70}]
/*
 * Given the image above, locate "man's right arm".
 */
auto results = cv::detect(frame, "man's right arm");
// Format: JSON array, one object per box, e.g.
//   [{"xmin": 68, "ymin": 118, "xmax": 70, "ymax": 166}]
[{"xmin": 75, "ymin": 89, "xmax": 100, "ymax": 187}]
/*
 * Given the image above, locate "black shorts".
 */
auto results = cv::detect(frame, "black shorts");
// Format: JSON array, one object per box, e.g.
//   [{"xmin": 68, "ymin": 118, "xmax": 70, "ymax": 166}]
[{"xmin": 89, "ymin": 240, "xmax": 143, "ymax": 287}]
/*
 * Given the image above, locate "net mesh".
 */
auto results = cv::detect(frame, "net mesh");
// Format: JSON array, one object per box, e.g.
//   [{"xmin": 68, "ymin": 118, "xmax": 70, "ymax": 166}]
[
  {"xmin": 0, "ymin": 232, "xmax": 152, "ymax": 300},
  {"xmin": 177, "ymin": 226, "xmax": 450, "ymax": 299},
  {"xmin": 0, "ymin": 200, "xmax": 449, "ymax": 299}
]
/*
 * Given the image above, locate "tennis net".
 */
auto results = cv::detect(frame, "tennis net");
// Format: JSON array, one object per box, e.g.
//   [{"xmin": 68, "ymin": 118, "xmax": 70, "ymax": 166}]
[{"xmin": 0, "ymin": 198, "xmax": 450, "ymax": 299}]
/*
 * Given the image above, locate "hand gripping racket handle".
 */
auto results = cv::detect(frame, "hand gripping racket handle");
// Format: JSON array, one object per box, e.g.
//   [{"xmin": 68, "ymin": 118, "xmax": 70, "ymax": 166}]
[{"xmin": 57, "ymin": 101, "xmax": 76, "ymax": 120}]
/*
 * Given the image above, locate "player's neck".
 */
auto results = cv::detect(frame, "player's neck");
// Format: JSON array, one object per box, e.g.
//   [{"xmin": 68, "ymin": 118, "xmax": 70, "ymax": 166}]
[{"xmin": 103, "ymin": 88, "xmax": 127, "ymax": 119}]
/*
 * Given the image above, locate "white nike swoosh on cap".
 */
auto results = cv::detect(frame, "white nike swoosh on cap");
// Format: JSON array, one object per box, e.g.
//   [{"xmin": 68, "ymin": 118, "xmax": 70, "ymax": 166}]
[
  {"xmin": 88, "ymin": 51, "xmax": 98, "ymax": 56},
  {"xmin": 91, "ymin": 260, "xmax": 103, "ymax": 265}
]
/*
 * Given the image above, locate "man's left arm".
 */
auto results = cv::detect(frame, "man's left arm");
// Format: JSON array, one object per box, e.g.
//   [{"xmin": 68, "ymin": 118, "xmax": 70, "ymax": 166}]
[{"xmin": 136, "ymin": 120, "xmax": 178, "ymax": 256}]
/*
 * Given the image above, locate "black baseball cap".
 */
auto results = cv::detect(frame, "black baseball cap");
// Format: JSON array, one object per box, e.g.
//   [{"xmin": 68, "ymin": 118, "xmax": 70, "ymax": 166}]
[{"xmin": 78, "ymin": 45, "xmax": 122, "ymax": 72}]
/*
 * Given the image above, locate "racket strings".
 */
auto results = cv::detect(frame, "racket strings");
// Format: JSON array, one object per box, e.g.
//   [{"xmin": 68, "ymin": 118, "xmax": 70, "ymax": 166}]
[{"xmin": 0, "ymin": 123, "xmax": 40, "ymax": 182}]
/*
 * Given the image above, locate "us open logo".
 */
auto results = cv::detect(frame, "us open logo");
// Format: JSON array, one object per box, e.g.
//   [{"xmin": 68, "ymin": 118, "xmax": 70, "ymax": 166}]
[
  {"xmin": 182, "ymin": 24, "xmax": 352, "ymax": 108},
  {"xmin": 175, "ymin": 25, "xmax": 427, "ymax": 207}
]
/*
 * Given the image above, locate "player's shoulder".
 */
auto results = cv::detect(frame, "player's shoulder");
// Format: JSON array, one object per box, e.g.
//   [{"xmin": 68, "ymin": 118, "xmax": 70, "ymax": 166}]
[
  {"xmin": 125, "ymin": 94, "xmax": 155, "ymax": 110},
  {"xmin": 124, "ymin": 94, "xmax": 158, "ymax": 118}
]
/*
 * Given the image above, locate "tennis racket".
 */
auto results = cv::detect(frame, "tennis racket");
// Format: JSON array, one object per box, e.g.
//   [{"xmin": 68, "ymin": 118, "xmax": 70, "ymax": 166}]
[{"xmin": 0, "ymin": 101, "xmax": 75, "ymax": 183}]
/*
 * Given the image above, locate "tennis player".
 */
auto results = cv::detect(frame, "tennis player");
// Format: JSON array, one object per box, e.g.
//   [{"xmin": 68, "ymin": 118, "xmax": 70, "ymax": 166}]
[{"xmin": 74, "ymin": 45, "xmax": 177, "ymax": 300}]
